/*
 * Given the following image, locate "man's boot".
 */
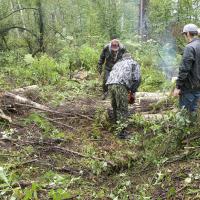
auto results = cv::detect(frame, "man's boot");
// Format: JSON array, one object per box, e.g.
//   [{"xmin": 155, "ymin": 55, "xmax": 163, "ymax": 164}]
[
  {"xmin": 117, "ymin": 130, "xmax": 129, "ymax": 139},
  {"xmin": 101, "ymin": 92, "xmax": 108, "ymax": 100}
]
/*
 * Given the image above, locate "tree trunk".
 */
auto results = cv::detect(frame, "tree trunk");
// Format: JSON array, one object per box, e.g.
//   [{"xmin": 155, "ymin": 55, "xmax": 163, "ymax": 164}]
[
  {"xmin": 10, "ymin": 0, "xmax": 20, "ymax": 37},
  {"xmin": 17, "ymin": 0, "xmax": 26, "ymax": 29},
  {"xmin": 2, "ymin": 36, "xmax": 10, "ymax": 50},
  {"xmin": 138, "ymin": 0, "xmax": 149, "ymax": 40},
  {"xmin": 36, "ymin": 0, "xmax": 45, "ymax": 53}
]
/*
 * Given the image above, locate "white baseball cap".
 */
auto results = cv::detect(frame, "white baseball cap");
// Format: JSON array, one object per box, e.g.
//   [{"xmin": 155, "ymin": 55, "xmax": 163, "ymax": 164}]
[{"xmin": 182, "ymin": 24, "xmax": 198, "ymax": 33}]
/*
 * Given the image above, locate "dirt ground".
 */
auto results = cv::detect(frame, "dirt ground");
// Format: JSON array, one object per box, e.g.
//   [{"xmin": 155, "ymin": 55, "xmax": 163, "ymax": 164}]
[{"xmin": 0, "ymin": 92, "xmax": 200, "ymax": 199}]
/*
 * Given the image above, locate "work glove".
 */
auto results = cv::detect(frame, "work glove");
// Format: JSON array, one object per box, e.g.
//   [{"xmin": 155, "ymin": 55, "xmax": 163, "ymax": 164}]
[{"xmin": 128, "ymin": 91, "xmax": 135, "ymax": 104}]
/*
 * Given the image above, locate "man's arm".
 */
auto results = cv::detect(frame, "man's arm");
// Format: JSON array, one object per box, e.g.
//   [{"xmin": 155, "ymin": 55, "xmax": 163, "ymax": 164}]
[
  {"xmin": 119, "ymin": 43, "xmax": 127, "ymax": 54},
  {"xmin": 97, "ymin": 47, "xmax": 107, "ymax": 74},
  {"xmin": 176, "ymin": 46, "xmax": 195, "ymax": 89},
  {"xmin": 130, "ymin": 62, "xmax": 141, "ymax": 93}
]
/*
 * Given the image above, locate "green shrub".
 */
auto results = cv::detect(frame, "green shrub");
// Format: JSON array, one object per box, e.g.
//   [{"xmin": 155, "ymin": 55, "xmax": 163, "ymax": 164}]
[
  {"xmin": 3, "ymin": 54, "xmax": 69, "ymax": 86},
  {"xmin": 79, "ymin": 44, "xmax": 99, "ymax": 71},
  {"xmin": 130, "ymin": 109, "xmax": 192, "ymax": 166},
  {"xmin": 124, "ymin": 37, "xmax": 174, "ymax": 92},
  {"xmin": 140, "ymin": 66, "xmax": 172, "ymax": 92},
  {"xmin": 31, "ymin": 55, "xmax": 61, "ymax": 85}
]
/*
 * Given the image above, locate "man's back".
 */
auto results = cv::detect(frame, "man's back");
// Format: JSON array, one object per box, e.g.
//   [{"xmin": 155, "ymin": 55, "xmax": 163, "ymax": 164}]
[{"xmin": 106, "ymin": 57, "xmax": 140, "ymax": 91}]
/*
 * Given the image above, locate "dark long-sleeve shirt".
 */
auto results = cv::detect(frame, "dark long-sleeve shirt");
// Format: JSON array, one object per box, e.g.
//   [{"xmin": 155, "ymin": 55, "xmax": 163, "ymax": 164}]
[
  {"xmin": 98, "ymin": 43, "xmax": 126, "ymax": 74},
  {"xmin": 176, "ymin": 38, "xmax": 200, "ymax": 91}
]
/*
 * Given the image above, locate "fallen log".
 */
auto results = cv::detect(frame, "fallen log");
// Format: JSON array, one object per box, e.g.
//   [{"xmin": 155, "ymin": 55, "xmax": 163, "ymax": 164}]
[
  {"xmin": 136, "ymin": 92, "xmax": 169, "ymax": 104},
  {"xmin": 142, "ymin": 113, "xmax": 165, "ymax": 120},
  {"xmin": 12, "ymin": 85, "xmax": 39, "ymax": 94},
  {"xmin": 136, "ymin": 92, "xmax": 169, "ymax": 98},
  {"xmin": 14, "ymin": 103, "xmax": 93, "ymax": 121},
  {"xmin": 138, "ymin": 96, "xmax": 167, "ymax": 104},
  {"xmin": 3, "ymin": 92, "xmax": 49, "ymax": 111}
]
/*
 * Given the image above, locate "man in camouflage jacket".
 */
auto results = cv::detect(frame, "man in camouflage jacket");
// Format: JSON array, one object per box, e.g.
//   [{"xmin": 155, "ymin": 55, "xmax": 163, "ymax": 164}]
[
  {"xmin": 106, "ymin": 53, "xmax": 141, "ymax": 138},
  {"xmin": 98, "ymin": 39, "xmax": 127, "ymax": 99}
]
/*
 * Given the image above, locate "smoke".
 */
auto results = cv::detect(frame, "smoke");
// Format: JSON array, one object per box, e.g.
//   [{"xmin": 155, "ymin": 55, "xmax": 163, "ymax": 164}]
[{"xmin": 157, "ymin": 31, "xmax": 179, "ymax": 80}]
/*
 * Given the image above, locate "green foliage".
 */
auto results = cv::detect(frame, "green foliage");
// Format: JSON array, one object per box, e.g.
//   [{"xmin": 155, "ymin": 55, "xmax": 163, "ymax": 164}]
[
  {"xmin": 1, "ymin": 53, "xmax": 70, "ymax": 86},
  {"xmin": 79, "ymin": 44, "xmax": 99, "ymax": 71},
  {"xmin": 0, "ymin": 167, "xmax": 24, "ymax": 199},
  {"xmin": 140, "ymin": 66, "xmax": 171, "ymax": 92},
  {"xmin": 0, "ymin": 166, "xmax": 10, "ymax": 186},
  {"xmin": 149, "ymin": 0, "xmax": 174, "ymax": 34},
  {"xmin": 94, "ymin": 108, "xmax": 111, "ymax": 130},
  {"xmin": 24, "ymin": 112, "xmax": 54, "ymax": 134},
  {"xmin": 125, "ymin": 38, "xmax": 173, "ymax": 92},
  {"xmin": 48, "ymin": 189, "xmax": 71, "ymax": 200},
  {"xmin": 130, "ymin": 109, "xmax": 192, "ymax": 166},
  {"xmin": 23, "ymin": 183, "xmax": 41, "ymax": 200},
  {"xmin": 149, "ymin": 96, "xmax": 177, "ymax": 113},
  {"xmin": 30, "ymin": 55, "xmax": 62, "ymax": 84},
  {"xmin": 109, "ymin": 177, "xmax": 132, "ymax": 200}
]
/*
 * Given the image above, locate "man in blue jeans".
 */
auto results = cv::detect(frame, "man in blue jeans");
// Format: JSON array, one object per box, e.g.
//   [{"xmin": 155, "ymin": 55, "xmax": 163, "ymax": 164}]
[{"xmin": 173, "ymin": 24, "xmax": 200, "ymax": 112}]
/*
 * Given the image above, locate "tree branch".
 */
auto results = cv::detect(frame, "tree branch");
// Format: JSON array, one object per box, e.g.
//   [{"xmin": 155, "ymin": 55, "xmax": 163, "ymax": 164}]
[
  {"xmin": 0, "ymin": 8, "xmax": 38, "ymax": 21},
  {"xmin": 0, "ymin": 26, "xmax": 38, "ymax": 38}
]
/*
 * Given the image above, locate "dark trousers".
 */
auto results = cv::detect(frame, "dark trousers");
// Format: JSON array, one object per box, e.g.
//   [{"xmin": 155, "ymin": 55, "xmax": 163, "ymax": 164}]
[{"xmin": 103, "ymin": 70, "xmax": 110, "ymax": 93}]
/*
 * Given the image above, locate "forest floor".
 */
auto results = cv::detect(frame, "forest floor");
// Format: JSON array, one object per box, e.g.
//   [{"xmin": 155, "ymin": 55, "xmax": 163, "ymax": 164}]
[{"xmin": 0, "ymin": 79, "xmax": 200, "ymax": 200}]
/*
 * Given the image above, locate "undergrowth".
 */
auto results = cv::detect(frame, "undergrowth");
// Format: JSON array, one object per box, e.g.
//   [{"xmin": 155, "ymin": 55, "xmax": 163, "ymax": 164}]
[{"xmin": 1, "ymin": 41, "xmax": 200, "ymax": 199}]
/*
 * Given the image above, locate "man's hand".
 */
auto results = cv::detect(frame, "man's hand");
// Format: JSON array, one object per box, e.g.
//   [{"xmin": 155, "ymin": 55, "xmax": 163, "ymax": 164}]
[
  {"xmin": 98, "ymin": 73, "xmax": 102, "ymax": 80},
  {"xmin": 97, "ymin": 65, "xmax": 102, "ymax": 77},
  {"xmin": 173, "ymin": 88, "xmax": 181, "ymax": 97}
]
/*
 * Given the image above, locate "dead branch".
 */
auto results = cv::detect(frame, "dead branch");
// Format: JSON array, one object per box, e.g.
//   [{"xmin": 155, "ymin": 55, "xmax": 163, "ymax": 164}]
[
  {"xmin": 41, "ymin": 115, "xmax": 76, "ymax": 131},
  {"xmin": 48, "ymin": 146, "xmax": 115, "ymax": 167},
  {"xmin": 0, "ymin": 138, "xmax": 112, "ymax": 172},
  {"xmin": 2, "ymin": 90, "xmax": 93, "ymax": 121},
  {"xmin": 9, "ymin": 159, "xmax": 38, "ymax": 170},
  {"xmin": 0, "ymin": 8, "xmax": 38, "ymax": 21},
  {"xmin": 0, "ymin": 137, "xmax": 66, "ymax": 146},
  {"xmin": 0, "ymin": 154, "xmax": 18, "ymax": 157},
  {"xmin": 55, "ymin": 166, "xmax": 90, "ymax": 177},
  {"xmin": 0, "ymin": 108, "xmax": 12, "ymax": 122},
  {"xmin": 0, "ymin": 26, "xmax": 38, "ymax": 38},
  {"xmin": 182, "ymin": 135, "xmax": 200, "ymax": 144},
  {"xmin": 13, "ymin": 103, "xmax": 93, "ymax": 121},
  {"xmin": 176, "ymin": 185, "xmax": 188, "ymax": 193}
]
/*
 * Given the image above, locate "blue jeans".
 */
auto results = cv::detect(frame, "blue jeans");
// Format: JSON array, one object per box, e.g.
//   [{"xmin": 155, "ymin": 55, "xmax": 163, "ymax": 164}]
[{"xmin": 179, "ymin": 90, "xmax": 200, "ymax": 112}]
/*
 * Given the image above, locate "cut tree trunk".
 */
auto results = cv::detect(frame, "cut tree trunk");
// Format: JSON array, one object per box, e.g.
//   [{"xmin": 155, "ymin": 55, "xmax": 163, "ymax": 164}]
[
  {"xmin": 3, "ymin": 92, "xmax": 49, "ymax": 111},
  {"xmin": 136, "ymin": 92, "xmax": 169, "ymax": 109},
  {"xmin": 136, "ymin": 92, "xmax": 169, "ymax": 98},
  {"xmin": 12, "ymin": 85, "xmax": 39, "ymax": 94}
]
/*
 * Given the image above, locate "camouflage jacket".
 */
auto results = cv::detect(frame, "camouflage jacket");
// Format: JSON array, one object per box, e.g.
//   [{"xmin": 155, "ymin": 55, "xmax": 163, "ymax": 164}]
[
  {"xmin": 97, "ymin": 43, "xmax": 126, "ymax": 74},
  {"xmin": 106, "ymin": 57, "xmax": 141, "ymax": 92}
]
